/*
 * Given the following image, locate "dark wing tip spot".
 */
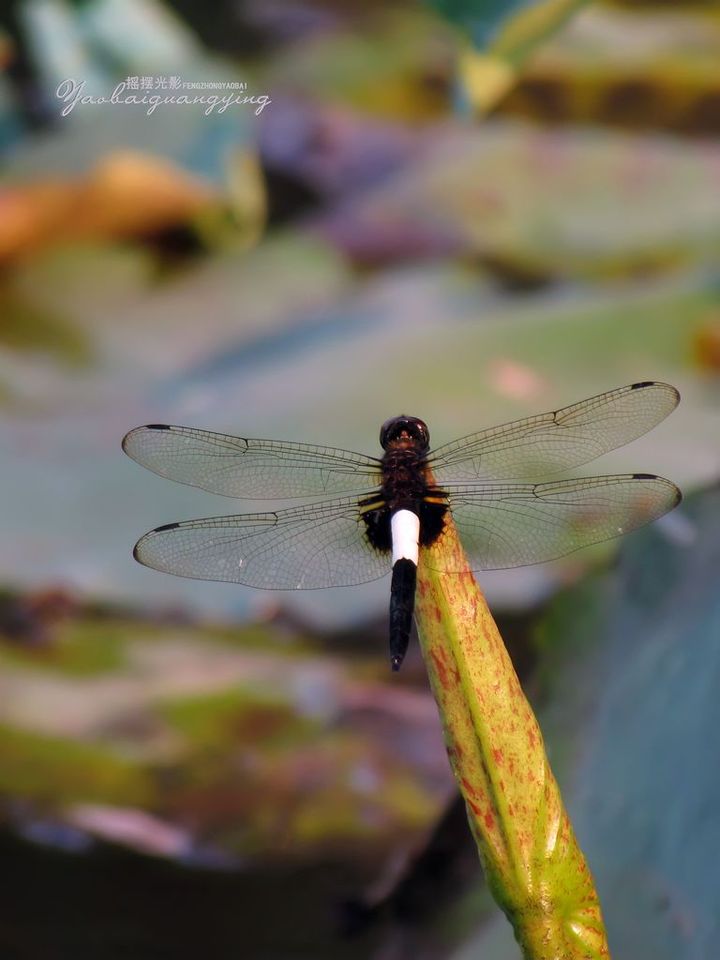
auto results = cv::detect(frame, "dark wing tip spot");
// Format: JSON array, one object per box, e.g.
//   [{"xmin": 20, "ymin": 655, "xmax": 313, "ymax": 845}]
[
  {"xmin": 632, "ymin": 474, "xmax": 683, "ymax": 506},
  {"xmin": 134, "ymin": 522, "xmax": 180, "ymax": 561},
  {"xmin": 122, "ymin": 423, "xmax": 171, "ymax": 453},
  {"xmin": 629, "ymin": 380, "xmax": 681, "ymax": 406}
]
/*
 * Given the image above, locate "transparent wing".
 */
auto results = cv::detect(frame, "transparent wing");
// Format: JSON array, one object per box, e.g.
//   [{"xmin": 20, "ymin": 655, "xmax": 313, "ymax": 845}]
[
  {"xmin": 430, "ymin": 474, "xmax": 681, "ymax": 571},
  {"xmin": 429, "ymin": 382, "xmax": 679, "ymax": 483},
  {"xmin": 133, "ymin": 494, "xmax": 390, "ymax": 589},
  {"xmin": 123, "ymin": 425, "xmax": 382, "ymax": 499}
]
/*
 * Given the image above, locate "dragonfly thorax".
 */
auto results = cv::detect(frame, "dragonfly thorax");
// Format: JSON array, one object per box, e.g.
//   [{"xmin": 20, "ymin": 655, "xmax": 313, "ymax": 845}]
[{"xmin": 381, "ymin": 446, "xmax": 431, "ymax": 513}]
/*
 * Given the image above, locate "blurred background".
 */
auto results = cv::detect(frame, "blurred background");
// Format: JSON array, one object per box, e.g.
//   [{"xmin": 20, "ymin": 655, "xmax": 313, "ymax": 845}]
[{"xmin": 0, "ymin": 1, "xmax": 719, "ymax": 957}]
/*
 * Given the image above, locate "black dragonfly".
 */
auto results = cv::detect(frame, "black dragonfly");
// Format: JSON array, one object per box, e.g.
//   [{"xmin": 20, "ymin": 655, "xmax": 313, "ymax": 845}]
[{"xmin": 123, "ymin": 381, "xmax": 681, "ymax": 671}]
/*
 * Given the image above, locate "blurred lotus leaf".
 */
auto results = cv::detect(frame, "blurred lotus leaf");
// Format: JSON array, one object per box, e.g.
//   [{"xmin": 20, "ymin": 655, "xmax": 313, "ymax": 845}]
[
  {"xmin": 0, "ymin": 610, "xmax": 450, "ymax": 860},
  {"xmin": 493, "ymin": 4, "xmax": 720, "ymax": 134},
  {"xmin": 319, "ymin": 122, "xmax": 720, "ymax": 278},
  {"xmin": 259, "ymin": 9, "xmax": 456, "ymax": 120}
]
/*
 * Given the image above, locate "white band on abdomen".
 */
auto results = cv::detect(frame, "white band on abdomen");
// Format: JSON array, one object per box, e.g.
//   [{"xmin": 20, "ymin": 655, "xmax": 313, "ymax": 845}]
[{"xmin": 391, "ymin": 509, "xmax": 420, "ymax": 566}]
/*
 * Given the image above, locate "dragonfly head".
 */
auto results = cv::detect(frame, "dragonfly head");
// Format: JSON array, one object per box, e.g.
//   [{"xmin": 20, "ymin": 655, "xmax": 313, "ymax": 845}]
[{"xmin": 380, "ymin": 416, "xmax": 430, "ymax": 452}]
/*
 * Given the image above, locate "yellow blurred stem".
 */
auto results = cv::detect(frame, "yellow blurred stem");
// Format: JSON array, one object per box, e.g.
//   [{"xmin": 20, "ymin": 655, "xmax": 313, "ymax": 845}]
[
  {"xmin": 415, "ymin": 517, "xmax": 610, "ymax": 959},
  {"xmin": 458, "ymin": 0, "xmax": 591, "ymax": 115},
  {"xmin": 458, "ymin": 50, "xmax": 516, "ymax": 114}
]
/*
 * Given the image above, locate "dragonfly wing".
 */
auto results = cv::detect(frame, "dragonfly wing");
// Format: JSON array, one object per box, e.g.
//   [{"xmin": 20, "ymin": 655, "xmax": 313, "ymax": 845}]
[
  {"xmin": 133, "ymin": 494, "xmax": 390, "ymax": 589},
  {"xmin": 428, "ymin": 474, "xmax": 681, "ymax": 571},
  {"xmin": 123, "ymin": 425, "xmax": 382, "ymax": 499},
  {"xmin": 429, "ymin": 382, "xmax": 679, "ymax": 483}
]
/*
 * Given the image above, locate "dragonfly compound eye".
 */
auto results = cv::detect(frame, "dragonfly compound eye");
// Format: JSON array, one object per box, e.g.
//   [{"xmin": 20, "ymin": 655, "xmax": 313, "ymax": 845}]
[{"xmin": 379, "ymin": 416, "xmax": 430, "ymax": 451}]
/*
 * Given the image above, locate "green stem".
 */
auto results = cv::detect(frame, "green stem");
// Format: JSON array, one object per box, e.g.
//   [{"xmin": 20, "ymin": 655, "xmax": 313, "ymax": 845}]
[{"xmin": 415, "ymin": 518, "xmax": 610, "ymax": 959}]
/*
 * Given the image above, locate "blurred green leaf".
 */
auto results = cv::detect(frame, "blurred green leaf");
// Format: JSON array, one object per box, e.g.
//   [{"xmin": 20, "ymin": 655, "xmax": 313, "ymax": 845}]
[
  {"xmin": 0, "ymin": 283, "xmax": 90, "ymax": 365},
  {"xmin": 0, "ymin": 726, "xmax": 154, "ymax": 806},
  {"xmin": 160, "ymin": 687, "xmax": 316, "ymax": 751},
  {"xmin": 0, "ymin": 619, "xmax": 127, "ymax": 676}
]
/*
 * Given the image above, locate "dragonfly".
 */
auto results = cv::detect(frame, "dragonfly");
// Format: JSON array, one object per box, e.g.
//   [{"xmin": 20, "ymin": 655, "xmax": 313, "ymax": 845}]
[{"xmin": 123, "ymin": 381, "xmax": 681, "ymax": 671}]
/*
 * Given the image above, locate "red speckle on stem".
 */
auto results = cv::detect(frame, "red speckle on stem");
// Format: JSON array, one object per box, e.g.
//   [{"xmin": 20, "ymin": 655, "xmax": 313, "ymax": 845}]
[
  {"xmin": 484, "ymin": 810, "xmax": 495, "ymax": 829},
  {"xmin": 431, "ymin": 646, "xmax": 460, "ymax": 688},
  {"xmin": 430, "ymin": 647, "xmax": 450, "ymax": 688},
  {"xmin": 492, "ymin": 748, "xmax": 504, "ymax": 766},
  {"xmin": 461, "ymin": 777, "xmax": 484, "ymax": 806}
]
